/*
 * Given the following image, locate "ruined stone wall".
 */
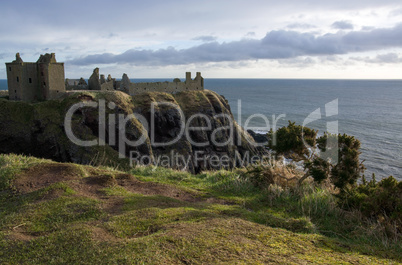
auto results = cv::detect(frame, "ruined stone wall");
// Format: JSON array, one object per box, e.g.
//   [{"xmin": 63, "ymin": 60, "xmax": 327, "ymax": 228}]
[
  {"xmin": 100, "ymin": 81, "xmax": 114, "ymax": 91},
  {"xmin": 6, "ymin": 62, "xmax": 23, "ymax": 101},
  {"xmin": 88, "ymin": 68, "xmax": 101, "ymax": 90},
  {"xmin": 47, "ymin": 63, "xmax": 66, "ymax": 99},
  {"xmin": 65, "ymin": 78, "xmax": 88, "ymax": 91},
  {"xmin": 66, "ymin": 84, "xmax": 88, "ymax": 91},
  {"xmin": 129, "ymin": 72, "xmax": 204, "ymax": 96},
  {"xmin": 6, "ymin": 62, "xmax": 39, "ymax": 101}
]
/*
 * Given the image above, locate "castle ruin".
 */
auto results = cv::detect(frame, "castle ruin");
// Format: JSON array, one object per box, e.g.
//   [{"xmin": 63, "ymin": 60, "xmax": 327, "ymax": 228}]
[
  {"xmin": 67, "ymin": 68, "xmax": 204, "ymax": 96},
  {"xmin": 6, "ymin": 53, "xmax": 65, "ymax": 101},
  {"xmin": 6, "ymin": 53, "xmax": 204, "ymax": 102}
]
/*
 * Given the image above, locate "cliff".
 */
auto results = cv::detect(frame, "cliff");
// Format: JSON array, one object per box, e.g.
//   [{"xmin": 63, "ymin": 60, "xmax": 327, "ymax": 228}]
[{"xmin": 0, "ymin": 90, "xmax": 260, "ymax": 173}]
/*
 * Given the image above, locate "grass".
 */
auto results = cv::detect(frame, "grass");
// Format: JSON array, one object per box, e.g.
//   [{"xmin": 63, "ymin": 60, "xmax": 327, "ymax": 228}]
[{"xmin": 0, "ymin": 154, "xmax": 400, "ymax": 264}]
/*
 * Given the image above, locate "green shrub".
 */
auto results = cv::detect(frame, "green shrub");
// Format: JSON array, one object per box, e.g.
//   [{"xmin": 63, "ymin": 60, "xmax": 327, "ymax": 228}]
[
  {"xmin": 310, "ymin": 133, "xmax": 365, "ymax": 191},
  {"xmin": 267, "ymin": 121, "xmax": 317, "ymax": 158},
  {"xmin": 267, "ymin": 122, "xmax": 364, "ymax": 192},
  {"xmin": 339, "ymin": 175, "xmax": 402, "ymax": 236}
]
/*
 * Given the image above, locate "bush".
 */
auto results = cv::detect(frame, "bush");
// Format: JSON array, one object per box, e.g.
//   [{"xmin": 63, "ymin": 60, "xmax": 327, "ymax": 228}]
[
  {"xmin": 268, "ymin": 121, "xmax": 317, "ymax": 158},
  {"xmin": 339, "ymin": 175, "xmax": 402, "ymax": 237},
  {"xmin": 311, "ymin": 133, "xmax": 365, "ymax": 191},
  {"xmin": 268, "ymin": 122, "xmax": 364, "ymax": 192},
  {"xmin": 245, "ymin": 160, "xmax": 303, "ymax": 189}
]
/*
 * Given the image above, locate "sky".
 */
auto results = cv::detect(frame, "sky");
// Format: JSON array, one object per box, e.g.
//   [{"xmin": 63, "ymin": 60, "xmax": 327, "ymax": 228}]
[{"xmin": 1, "ymin": 0, "xmax": 402, "ymax": 79}]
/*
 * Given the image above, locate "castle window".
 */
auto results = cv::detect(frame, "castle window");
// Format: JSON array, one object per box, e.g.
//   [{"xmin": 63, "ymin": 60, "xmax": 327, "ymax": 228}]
[
  {"xmin": 57, "ymin": 90, "xmax": 59, "ymax": 93},
  {"xmin": 9, "ymin": 67, "xmax": 11, "ymax": 71},
  {"xmin": 43, "ymin": 82, "xmax": 46, "ymax": 86},
  {"xmin": 15, "ymin": 90, "xmax": 17, "ymax": 93},
  {"xmin": 29, "ymin": 78, "xmax": 32, "ymax": 83},
  {"xmin": 17, "ymin": 77, "xmax": 19, "ymax": 82}
]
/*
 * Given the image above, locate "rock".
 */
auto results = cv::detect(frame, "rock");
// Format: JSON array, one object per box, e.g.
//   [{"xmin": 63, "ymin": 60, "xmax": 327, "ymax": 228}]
[{"xmin": 247, "ymin": 130, "xmax": 269, "ymax": 144}]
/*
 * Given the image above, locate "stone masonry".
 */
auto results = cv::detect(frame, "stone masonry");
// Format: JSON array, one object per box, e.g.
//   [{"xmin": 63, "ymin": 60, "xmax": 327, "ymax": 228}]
[
  {"xmin": 6, "ymin": 53, "xmax": 65, "ymax": 101},
  {"xmin": 6, "ymin": 53, "xmax": 204, "ymax": 101}
]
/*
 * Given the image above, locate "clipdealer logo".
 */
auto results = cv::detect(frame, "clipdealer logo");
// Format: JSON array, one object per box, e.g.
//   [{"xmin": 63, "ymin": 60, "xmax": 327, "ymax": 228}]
[{"xmin": 64, "ymin": 98, "xmax": 339, "ymax": 167}]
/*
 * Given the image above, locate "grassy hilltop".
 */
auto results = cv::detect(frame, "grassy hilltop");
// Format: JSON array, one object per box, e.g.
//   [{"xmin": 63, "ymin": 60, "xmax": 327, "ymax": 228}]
[{"xmin": 0, "ymin": 154, "xmax": 400, "ymax": 264}]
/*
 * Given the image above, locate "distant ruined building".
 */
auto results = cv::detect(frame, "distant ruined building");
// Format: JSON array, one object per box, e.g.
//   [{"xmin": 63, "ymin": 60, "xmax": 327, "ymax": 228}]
[
  {"xmin": 6, "ymin": 53, "xmax": 204, "ymax": 102},
  {"xmin": 67, "ymin": 68, "xmax": 204, "ymax": 95},
  {"xmin": 6, "ymin": 53, "xmax": 65, "ymax": 101}
]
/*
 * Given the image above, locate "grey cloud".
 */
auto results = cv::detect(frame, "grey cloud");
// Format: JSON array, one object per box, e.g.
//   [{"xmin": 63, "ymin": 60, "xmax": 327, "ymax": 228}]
[
  {"xmin": 68, "ymin": 24, "xmax": 402, "ymax": 66},
  {"xmin": 375, "ymin": 53, "xmax": 402, "ymax": 63},
  {"xmin": 389, "ymin": 7, "xmax": 402, "ymax": 16},
  {"xmin": 192, "ymin": 36, "xmax": 217, "ymax": 42},
  {"xmin": 361, "ymin": 26, "xmax": 375, "ymax": 31},
  {"xmin": 352, "ymin": 53, "xmax": 402, "ymax": 63},
  {"xmin": 277, "ymin": 57, "xmax": 316, "ymax": 67},
  {"xmin": 286, "ymin": 23, "xmax": 317, "ymax": 29},
  {"xmin": 331, "ymin": 21, "xmax": 354, "ymax": 30}
]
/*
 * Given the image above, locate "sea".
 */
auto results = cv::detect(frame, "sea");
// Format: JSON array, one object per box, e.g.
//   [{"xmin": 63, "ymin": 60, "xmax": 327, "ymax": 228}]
[{"xmin": 1, "ymin": 79, "xmax": 401, "ymax": 180}]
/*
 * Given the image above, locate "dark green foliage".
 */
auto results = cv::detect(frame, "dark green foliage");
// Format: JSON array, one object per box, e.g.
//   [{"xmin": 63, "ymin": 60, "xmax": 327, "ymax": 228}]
[
  {"xmin": 268, "ymin": 121, "xmax": 317, "ymax": 158},
  {"xmin": 267, "ymin": 123, "xmax": 364, "ymax": 192},
  {"xmin": 317, "ymin": 133, "xmax": 365, "ymax": 191},
  {"xmin": 339, "ymin": 175, "xmax": 402, "ymax": 237},
  {"xmin": 305, "ymin": 157, "xmax": 330, "ymax": 183}
]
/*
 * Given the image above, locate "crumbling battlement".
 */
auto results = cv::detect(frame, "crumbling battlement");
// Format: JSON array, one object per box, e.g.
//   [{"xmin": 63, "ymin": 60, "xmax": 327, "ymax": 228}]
[
  {"xmin": 129, "ymin": 72, "xmax": 204, "ymax": 95},
  {"xmin": 6, "ymin": 53, "xmax": 204, "ymax": 102},
  {"xmin": 66, "ymin": 68, "xmax": 204, "ymax": 95}
]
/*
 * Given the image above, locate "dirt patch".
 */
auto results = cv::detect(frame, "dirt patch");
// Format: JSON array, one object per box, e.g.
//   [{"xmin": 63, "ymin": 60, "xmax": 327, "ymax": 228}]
[
  {"xmin": 13, "ymin": 162, "xmax": 229, "ymax": 207},
  {"xmin": 85, "ymin": 175, "xmax": 118, "ymax": 187},
  {"xmin": 77, "ymin": 94, "xmax": 94, "ymax": 101},
  {"xmin": 13, "ymin": 163, "xmax": 81, "ymax": 194},
  {"xmin": 115, "ymin": 173, "xmax": 200, "ymax": 202},
  {"xmin": 100, "ymin": 197, "xmax": 125, "ymax": 215},
  {"xmin": 37, "ymin": 187, "xmax": 66, "ymax": 201},
  {"xmin": 91, "ymin": 226, "xmax": 121, "ymax": 242},
  {"xmin": 6, "ymin": 231, "xmax": 37, "ymax": 242}
]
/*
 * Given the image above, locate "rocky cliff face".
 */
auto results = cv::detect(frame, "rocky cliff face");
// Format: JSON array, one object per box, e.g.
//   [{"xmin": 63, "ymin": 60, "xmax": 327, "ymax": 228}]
[{"xmin": 0, "ymin": 90, "xmax": 261, "ymax": 173}]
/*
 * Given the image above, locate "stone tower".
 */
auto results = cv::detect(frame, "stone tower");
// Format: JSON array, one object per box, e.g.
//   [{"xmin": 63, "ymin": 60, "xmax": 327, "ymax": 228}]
[{"xmin": 6, "ymin": 53, "xmax": 65, "ymax": 101}]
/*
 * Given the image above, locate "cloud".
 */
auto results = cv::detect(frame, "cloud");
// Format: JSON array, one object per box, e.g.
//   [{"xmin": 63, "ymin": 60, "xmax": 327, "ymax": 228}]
[
  {"xmin": 389, "ymin": 7, "xmax": 402, "ymax": 16},
  {"xmin": 286, "ymin": 23, "xmax": 317, "ymax": 29},
  {"xmin": 277, "ymin": 57, "xmax": 317, "ymax": 68},
  {"xmin": 351, "ymin": 53, "xmax": 402, "ymax": 63},
  {"xmin": 245, "ymin": 32, "xmax": 256, "ymax": 37},
  {"xmin": 361, "ymin": 26, "xmax": 375, "ymax": 31},
  {"xmin": 331, "ymin": 20, "xmax": 354, "ymax": 30},
  {"xmin": 67, "ymin": 24, "xmax": 402, "ymax": 66},
  {"xmin": 192, "ymin": 36, "xmax": 217, "ymax": 42}
]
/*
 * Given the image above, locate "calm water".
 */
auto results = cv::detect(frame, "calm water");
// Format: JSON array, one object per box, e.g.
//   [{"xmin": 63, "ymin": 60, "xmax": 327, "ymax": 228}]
[{"xmin": 1, "ymin": 79, "xmax": 401, "ymax": 180}]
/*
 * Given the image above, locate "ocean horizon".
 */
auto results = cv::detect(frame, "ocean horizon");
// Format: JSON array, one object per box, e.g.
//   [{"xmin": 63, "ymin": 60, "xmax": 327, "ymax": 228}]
[{"xmin": 1, "ymin": 78, "xmax": 401, "ymax": 180}]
